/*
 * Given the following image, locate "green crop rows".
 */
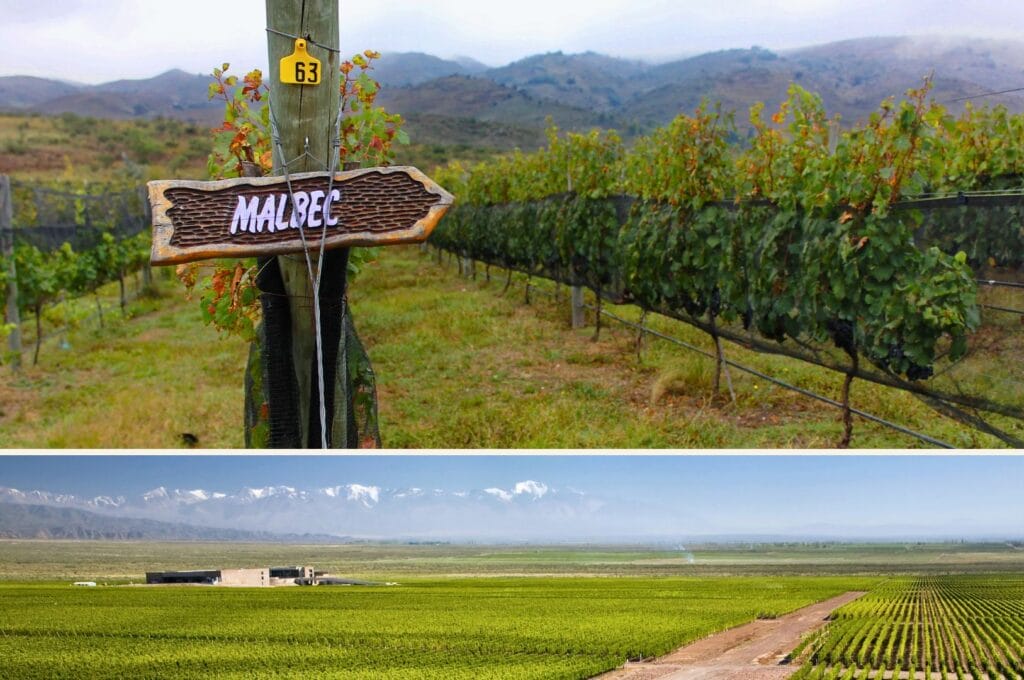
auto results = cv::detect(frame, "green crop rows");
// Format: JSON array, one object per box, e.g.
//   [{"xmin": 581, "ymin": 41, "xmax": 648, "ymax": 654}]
[
  {"xmin": 795, "ymin": 576, "xmax": 1024, "ymax": 680},
  {"xmin": 0, "ymin": 576, "xmax": 868, "ymax": 679}
]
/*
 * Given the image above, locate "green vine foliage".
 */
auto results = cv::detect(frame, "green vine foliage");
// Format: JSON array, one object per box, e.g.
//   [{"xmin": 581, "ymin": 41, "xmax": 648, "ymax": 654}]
[
  {"xmin": 910, "ymin": 103, "xmax": 1024, "ymax": 269},
  {"xmin": 5, "ymin": 178, "xmax": 154, "ymax": 365},
  {"xmin": 13, "ymin": 241, "xmax": 79, "ymax": 365},
  {"xmin": 432, "ymin": 81, "xmax": 1002, "ymax": 381}
]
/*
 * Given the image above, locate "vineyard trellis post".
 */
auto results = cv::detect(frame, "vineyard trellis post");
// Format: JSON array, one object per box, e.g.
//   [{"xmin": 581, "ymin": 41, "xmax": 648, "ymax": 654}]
[
  {"xmin": 571, "ymin": 285, "xmax": 585, "ymax": 328},
  {"xmin": 264, "ymin": 0, "xmax": 343, "ymax": 448},
  {"xmin": 146, "ymin": 0, "xmax": 451, "ymax": 447},
  {"xmin": 137, "ymin": 185, "xmax": 153, "ymax": 292},
  {"xmin": 1, "ymin": 175, "xmax": 22, "ymax": 369}
]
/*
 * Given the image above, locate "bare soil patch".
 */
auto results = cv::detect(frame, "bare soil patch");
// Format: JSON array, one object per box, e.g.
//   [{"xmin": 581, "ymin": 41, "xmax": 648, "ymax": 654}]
[{"xmin": 596, "ymin": 591, "xmax": 865, "ymax": 680}]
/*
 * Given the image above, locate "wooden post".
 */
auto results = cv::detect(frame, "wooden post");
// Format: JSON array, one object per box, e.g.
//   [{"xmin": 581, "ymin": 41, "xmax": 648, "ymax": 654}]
[
  {"xmin": 147, "ymin": 2, "xmax": 449, "ymax": 448},
  {"xmin": 1, "ymin": 176, "xmax": 22, "ymax": 369},
  {"xmin": 571, "ymin": 284, "xmax": 585, "ymax": 329},
  {"xmin": 138, "ymin": 185, "xmax": 153, "ymax": 292},
  {"xmin": 266, "ymin": 0, "xmax": 341, "ymax": 447},
  {"xmin": 566, "ymin": 169, "xmax": 585, "ymax": 329}
]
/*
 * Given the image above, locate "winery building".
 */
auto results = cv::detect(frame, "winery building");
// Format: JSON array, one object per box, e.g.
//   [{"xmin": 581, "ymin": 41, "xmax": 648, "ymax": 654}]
[{"xmin": 145, "ymin": 565, "xmax": 315, "ymax": 587}]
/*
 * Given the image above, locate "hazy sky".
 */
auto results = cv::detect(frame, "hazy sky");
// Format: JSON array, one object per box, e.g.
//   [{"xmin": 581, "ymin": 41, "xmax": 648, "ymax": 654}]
[
  {"xmin": 2, "ymin": 455, "xmax": 1022, "ymax": 537},
  {"xmin": 2, "ymin": 1, "xmax": 1024, "ymax": 83}
]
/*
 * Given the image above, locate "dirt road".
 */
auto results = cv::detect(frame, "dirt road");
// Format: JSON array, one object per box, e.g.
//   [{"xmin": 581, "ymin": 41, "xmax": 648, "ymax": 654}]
[{"xmin": 595, "ymin": 591, "xmax": 865, "ymax": 680}]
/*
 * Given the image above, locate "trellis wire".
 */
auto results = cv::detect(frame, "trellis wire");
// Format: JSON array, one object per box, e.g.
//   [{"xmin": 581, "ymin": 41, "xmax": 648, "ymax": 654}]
[
  {"xmin": 265, "ymin": 27, "xmax": 342, "ymax": 54},
  {"xmin": 977, "ymin": 279, "xmax": 1024, "ymax": 290},
  {"xmin": 981, "ymin": 303, "xmax": 1024, "ymax": 315},
  {"xmin": 592, "ymin": 304, "xmax": 956, "ymax": 449},
  {"xmin": 6, "ymin": 180, "xmax": 148, "ymax": 251},
  {"xmin": 268, "ymin": 102, "xmax": 343, "ymax": 449},
  {"xmin": 516, "ymin": 278, "xmax": 954, "ymax": 448},
  {"xmin": 518, "ymin": 279, "xmax": 956, "ymax": 448}
]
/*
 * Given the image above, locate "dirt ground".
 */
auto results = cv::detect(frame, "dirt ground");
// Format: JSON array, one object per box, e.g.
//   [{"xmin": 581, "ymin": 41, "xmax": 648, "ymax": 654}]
[{"xmin": 595, "ymin": 591, "xmax": 866, "ymax": 680}]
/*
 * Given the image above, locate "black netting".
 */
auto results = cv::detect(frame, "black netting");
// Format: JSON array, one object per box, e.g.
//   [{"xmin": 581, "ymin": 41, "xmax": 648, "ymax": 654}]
[
  {"xmin": 244, "ymin": 252, "xmax": 381, "ymax": 449},
  {"xmin": 6, "ymin": 180, "xmax": 149, "ymax": 251}
]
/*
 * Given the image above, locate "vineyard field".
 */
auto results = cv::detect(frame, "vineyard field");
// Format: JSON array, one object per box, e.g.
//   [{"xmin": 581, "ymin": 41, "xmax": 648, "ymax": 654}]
[
  {"xmin": 0, "ymin": 576, "xmax": 869, "ymax": 679},
  {"xmin": 797, "ymin": 576, "xmax": 1024, "ymax": 680}
]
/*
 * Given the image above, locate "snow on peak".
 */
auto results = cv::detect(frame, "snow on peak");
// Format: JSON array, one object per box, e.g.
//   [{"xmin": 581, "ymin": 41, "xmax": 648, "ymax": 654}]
[
  {"xmin": 142, "ymin": 487, "xmax": 169, "ymax": 501},
  {"xmin": 484, "ymin": 481, "xmax": 549, "ymax": 502},
  {"xmin": 484, "ymin": 488, "xmax": 514, "ymax": 502},
  {"xmin": 0, "ymin": 488, "xmax": 58, "ymax": 504},
  {"xmin": 241, "ymin": 487, "xmax": 268, "ymax": 500},
  {"xmin": 240, "ymin": 486, "xmax": 300, "ymax": 500},
  {"xmin": 321, "ymin": 485, "xmax": 379, "ymax": 505},
  {"xmin": 514, "ymin": 480, "xmax": 549, "ymax": 499},
  {"xmin": 346, "ymin": 484, "xmax": 380, "ymax": 506}
]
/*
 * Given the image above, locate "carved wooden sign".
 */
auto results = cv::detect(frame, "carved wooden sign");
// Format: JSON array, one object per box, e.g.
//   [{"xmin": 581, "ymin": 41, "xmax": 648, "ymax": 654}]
[{"xmin": 148, "ymin": 166, "xmax": 453, "ymax": 265}]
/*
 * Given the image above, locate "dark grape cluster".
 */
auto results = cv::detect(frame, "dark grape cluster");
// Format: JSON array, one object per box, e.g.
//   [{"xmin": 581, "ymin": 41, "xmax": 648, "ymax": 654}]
[{"xmin": 827, "ymin": 318, "xmax": 856, "ymax": 355}]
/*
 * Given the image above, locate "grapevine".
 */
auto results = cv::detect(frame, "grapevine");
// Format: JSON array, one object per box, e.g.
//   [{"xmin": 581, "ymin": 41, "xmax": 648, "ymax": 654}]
[{"xmin": 433, "ymin": 80, "xmax": 994, "ymax": 388}]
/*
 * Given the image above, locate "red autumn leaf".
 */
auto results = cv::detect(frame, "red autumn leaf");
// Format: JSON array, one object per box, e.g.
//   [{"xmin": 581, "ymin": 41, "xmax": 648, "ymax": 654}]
[
  {"xmin": 211, "ymin": 269, "xmax": 229, "ymax": 297},
  {"xmin": 228, "ymin": 262, "xmax": 245, "ymax": 312}
]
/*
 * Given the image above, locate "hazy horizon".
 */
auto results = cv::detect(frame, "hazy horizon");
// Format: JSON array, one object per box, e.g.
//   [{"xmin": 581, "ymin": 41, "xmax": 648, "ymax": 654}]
[
  {"xmin": 3, "ymin": 1, "xmax": 1024, "ymax": 83},
  {"xmin": 2, "ymin": 456, "xmax": 1021, "ymax": 541}
]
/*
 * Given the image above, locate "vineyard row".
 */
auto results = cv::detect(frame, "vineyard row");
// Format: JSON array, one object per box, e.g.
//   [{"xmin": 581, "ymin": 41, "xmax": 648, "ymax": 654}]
[{"xmin": 795, "ymin": 577, "xmax": 1024, "ymax": 680}]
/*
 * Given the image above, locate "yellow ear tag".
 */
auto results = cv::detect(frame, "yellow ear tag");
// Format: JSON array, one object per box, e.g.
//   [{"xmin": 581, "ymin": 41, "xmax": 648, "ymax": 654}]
[{"xmin": 279, "ymin": 38, "xmax": 321, "ymax": 85}]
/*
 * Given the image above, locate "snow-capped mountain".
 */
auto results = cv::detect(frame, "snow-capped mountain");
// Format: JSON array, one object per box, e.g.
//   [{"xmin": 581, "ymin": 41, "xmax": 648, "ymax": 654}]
[
  {"xmin": 0, "ymin": 486, "xmax": 128, "ymax": 510},
  {"xmin": 0, "ymin": 481, "xmax": 659, "ymax": 541}
]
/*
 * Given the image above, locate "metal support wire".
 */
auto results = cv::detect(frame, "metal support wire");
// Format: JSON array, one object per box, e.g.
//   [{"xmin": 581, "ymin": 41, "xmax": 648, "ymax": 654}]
[
  {"xmin": 265, "ymin": 27, "xmax": 341, "ymax": 54},
  {"xmin": 942, "ymin": 86, "xmax": 1024, "ymax": 104},
  {"xmin": 467, "ymin": 252, "xmax": 1021, "ymax": 419},
  {"xmin": 981, "ymin": 303, "xmax": 1024, "ymax": 315},
  {"xmin": 517, "ymin": 279, "xmax": 955, "ymax": 448},
  {"xmin": 977, "ymin": 279, "xmax": 1024, "ymax": 290},
  {"xmin": 268, "ymin": 101, "xmax": 346, "ymax": 449},
  {"xmin": 584, "ymin": 302, "xmax": 957, "ymax": 449}
]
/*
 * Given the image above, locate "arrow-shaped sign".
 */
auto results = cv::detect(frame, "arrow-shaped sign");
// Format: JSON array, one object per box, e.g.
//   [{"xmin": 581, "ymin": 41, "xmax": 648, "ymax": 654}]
[{"xmin": 148, "ymin": 166, "xmax": 453, "ymax": 265}]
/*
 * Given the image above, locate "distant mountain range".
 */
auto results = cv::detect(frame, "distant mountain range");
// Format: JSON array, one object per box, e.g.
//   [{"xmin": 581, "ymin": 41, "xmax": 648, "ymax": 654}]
[
  {"xmin": 1, "ymin": 482, "xmax": 1016, "ymax": 543},
  {"xmin": 0, "ymin": 481, "xmax": 654, "ymax": 541},
  {"xmin": 0, "ymin": 503, "xmax": 345, "ymax": 542},
  {"xmin": 2, "ymin": 36, "xmax": 1024, "ymax": 151}
]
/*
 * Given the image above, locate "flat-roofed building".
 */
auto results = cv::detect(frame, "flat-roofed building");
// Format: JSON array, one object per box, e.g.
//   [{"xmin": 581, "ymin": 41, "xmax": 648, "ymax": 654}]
[
  {"xmin": 146, "ymin": 568, "xmax": 269, "ymax": 587},
  {"xmin": 269, "ymin": 566, "xmax": 315, "ymax": 580}
]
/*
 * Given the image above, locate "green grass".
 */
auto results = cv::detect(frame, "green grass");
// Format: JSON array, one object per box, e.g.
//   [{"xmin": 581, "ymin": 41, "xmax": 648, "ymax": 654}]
[
  {"xmin": 353, "ymin": 248, "xmax": 1010, "ymax": 448},
  {"xmin": 0, "ymin": 271, "xmax": 247, "ymax": 448},
  {"xmin": 0, "ymin": 246, "xmax": 1015, "ymax": 447},
  {"xmin": 0, "ymin": 576, "xmax": 873, "ymax": 679}
]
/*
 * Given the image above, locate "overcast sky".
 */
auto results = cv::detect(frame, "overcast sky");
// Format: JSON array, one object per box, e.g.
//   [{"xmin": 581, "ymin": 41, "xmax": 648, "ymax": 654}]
[
  {"xmin": 3, "ymin": 455, "xmax": 1022, "ymax": 538},
  {"xmin": 2, "ymin": 1, "xmax": 1024, "ymax": 83}
]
